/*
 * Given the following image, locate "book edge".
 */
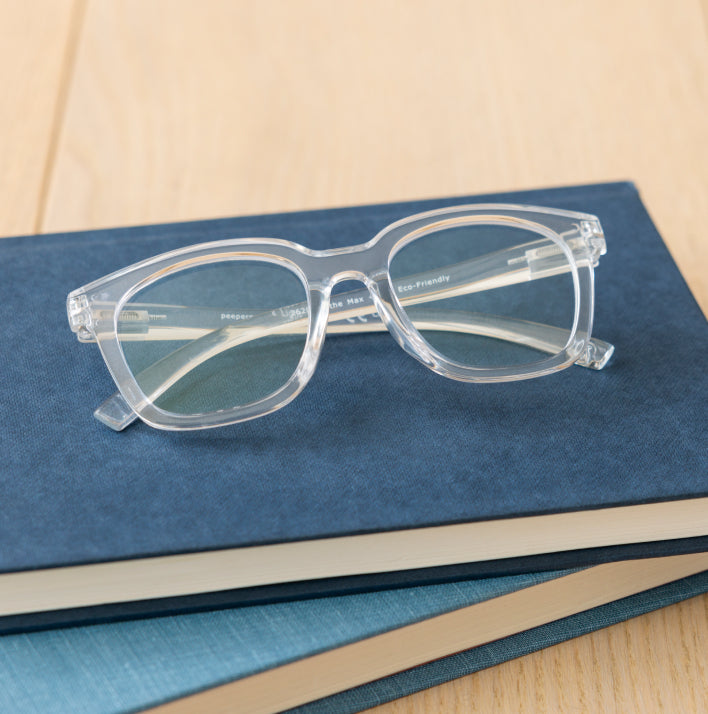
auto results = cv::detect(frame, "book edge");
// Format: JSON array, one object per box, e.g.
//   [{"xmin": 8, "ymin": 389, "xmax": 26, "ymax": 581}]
[{"xmin": 3, "ymin": 496, "xmax": 707, "ymax": 618}]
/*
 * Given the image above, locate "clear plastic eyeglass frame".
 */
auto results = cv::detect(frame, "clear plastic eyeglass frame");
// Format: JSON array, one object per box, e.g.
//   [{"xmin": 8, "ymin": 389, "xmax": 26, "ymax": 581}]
[{"xmin": 67, "ymin": 204, "xmax": 614, "ymax": 431}]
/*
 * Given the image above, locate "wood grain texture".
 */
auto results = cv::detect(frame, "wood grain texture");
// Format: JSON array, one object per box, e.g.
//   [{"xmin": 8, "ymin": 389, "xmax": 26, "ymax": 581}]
[
  {"xmin": 10, "ymin": 0, "xmax": 708, "ymax": 712},
  {"xmin": 367, "ymin": 592, "xmax": 708, "ymax": 714},
  {"xmin": 0, "ymin": 0, "xmax": 79, "ymax": 236},
  {"xmin": 42, "ymin": 0, "xmax": 708, "ymax": 311}
]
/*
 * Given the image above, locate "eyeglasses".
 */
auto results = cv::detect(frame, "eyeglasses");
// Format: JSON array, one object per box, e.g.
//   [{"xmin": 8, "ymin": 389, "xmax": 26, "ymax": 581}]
[{"xmin": 67, "ymin": 204, "xmax": 614, "ymax": 431}]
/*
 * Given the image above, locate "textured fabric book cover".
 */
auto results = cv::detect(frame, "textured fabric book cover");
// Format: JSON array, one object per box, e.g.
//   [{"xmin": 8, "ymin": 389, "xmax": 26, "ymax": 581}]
[
  {"xmin": 0, "ymin": 181, "xmax": 706, "ymax": 630},
  {"xmin": 0, "ymin": 565, "xmax": 706, "ymax": 714}
]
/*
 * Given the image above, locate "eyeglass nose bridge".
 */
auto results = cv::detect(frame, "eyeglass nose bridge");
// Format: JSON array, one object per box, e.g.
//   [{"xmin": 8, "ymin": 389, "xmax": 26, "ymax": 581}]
[
  {"xmin": 311, "ymin": 267, "xmax": 438, "ymax": 372},
  {"xmin": 326, "ymin": 268, "xmax": 376, "ymax": 288},
  {"xmin": 314, "ymin": 268, "xmax": 391, "ymax": 332}
]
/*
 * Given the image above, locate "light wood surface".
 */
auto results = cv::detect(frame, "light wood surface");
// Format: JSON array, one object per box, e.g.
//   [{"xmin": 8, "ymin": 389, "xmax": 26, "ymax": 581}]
[
  {"xmin": 0, "ymin": 0, "xmax": 78, "ymax": 235},
  {"xmin": 2, "ymin": 1, "xmax": 706, "ymax": 712}
]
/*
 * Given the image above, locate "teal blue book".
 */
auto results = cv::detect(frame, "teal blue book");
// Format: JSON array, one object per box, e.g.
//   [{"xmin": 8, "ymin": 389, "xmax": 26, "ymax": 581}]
[{"xmin": 1, "ymin": 554, "xmax": 706, "ymax": 714}]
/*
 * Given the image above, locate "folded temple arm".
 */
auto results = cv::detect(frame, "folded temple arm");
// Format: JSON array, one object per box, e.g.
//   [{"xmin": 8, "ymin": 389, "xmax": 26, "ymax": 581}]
[{"xmin": 94, "ymin": 309, "xmax": 613, "ymax": 431}]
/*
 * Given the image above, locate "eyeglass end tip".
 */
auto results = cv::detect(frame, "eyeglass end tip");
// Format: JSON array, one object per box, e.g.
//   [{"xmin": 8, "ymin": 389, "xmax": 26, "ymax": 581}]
[{"xmin": 94, "ymin": 393, "xmax": 139, "ymax": 431}]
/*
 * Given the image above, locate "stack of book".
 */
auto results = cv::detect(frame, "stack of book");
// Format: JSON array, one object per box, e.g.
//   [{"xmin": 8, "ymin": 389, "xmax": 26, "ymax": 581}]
[{"xmin": 0, "ymin": 182, "xmax": 706, "ymax": 713}]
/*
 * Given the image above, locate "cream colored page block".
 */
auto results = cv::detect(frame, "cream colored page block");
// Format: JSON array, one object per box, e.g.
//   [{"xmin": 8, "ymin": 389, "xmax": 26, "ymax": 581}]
[
  {"xmin": 44, "ymin": 0, "xmax": 708, "ymax": 309},
  {"xmin": 368, "ymin": 591, "xmax": 708, "ymax": 714},
  {"xmin": 0, "ymin": 0, "xmax": 79, "ymax": 236}
]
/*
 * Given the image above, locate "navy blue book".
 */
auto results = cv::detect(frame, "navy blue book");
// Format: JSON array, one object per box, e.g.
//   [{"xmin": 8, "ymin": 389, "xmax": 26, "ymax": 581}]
[
  {"xmin": 0, "ymin": 181, "xmax": 706, "ymax": 632},
  {"xmin": 0, "ymin": 554, "xmax": 706, "ymax": 714}
]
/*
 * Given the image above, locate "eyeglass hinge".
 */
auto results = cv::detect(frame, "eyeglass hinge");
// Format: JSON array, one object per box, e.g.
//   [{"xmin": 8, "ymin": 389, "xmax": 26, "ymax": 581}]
[
  {"xmin": 67, "ymin": 293, "xmax": 96, "ymax": 342},
  {"xmin": 579, "ymin": 220, "xmax": 607, "ymax": 267}
]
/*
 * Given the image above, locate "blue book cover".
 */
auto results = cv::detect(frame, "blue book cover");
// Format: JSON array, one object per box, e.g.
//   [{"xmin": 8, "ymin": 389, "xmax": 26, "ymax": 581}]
[
  {"xmin": 0, "ymin": 181, "xmax": 706, "ymax": 631},
  {"xmin": 1, "ymin": 554, "xmax": 706, "ymax": 714}
]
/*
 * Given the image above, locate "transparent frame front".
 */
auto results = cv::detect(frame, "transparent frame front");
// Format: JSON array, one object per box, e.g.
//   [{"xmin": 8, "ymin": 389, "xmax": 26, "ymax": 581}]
[{"xmin": 67, "ymin": 205, "xmax": 614, "ymax": 431}]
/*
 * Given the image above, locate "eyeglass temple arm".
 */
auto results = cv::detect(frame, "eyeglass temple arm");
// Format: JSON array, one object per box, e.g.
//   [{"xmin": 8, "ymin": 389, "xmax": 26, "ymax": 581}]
[
  {"xmin": 95, "ymin": 305, "xmax": 614, "ymax": 431},
  {"xmin": 93, "ymin": 239, "xmax": 614, "ymax": 430}
]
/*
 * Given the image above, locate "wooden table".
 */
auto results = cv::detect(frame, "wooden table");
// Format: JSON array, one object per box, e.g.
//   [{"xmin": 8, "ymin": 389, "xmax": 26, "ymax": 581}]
[{"xmin": 2, "ymin": 2, "xmax": 706, "ymax": 711}]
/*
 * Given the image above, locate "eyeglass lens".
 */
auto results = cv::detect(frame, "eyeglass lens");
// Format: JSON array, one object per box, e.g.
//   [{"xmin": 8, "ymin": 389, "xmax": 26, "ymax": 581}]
[
  {"xmin": 118, "ymin": 260, "xmax": 309, "ymax": 414},
  {"xmin": 388, "ymin": 224, "xmax": 576, "ymax": 369}
]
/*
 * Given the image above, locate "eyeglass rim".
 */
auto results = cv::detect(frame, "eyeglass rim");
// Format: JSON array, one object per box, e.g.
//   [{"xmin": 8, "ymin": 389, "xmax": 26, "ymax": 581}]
[{"xmin": 67, "ymin": 204, "xmax": 604, "ymax": 430}]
